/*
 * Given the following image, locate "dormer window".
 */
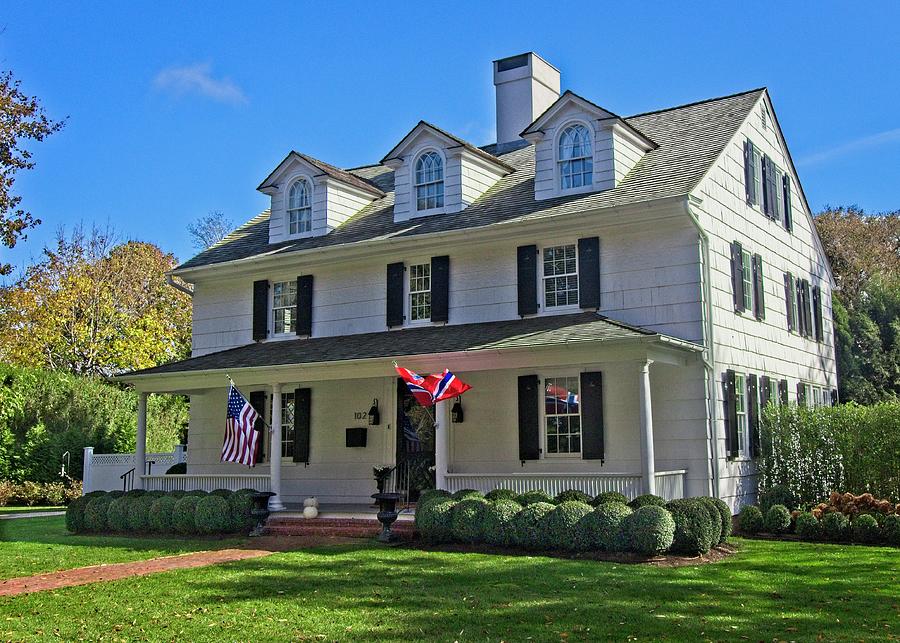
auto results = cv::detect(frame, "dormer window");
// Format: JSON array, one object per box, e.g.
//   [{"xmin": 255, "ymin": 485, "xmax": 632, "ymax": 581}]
[
  {"xmin": 558, "ymin": 124, "xmax": 593, "ymax": 190},
  {"xmin": 287, "ymin": 178, "xmax": 312, "ymax": 235},
  {"xmin": 414, "ymin": 151, "xmax": 444, "ymax": 211}
]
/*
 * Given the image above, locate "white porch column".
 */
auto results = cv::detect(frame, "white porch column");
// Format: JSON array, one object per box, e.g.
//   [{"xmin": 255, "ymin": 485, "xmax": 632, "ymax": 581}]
[
  {"xmin": 268, "ymin": 383, "xmax": 285, "ymax": 512},
  {"xmin": 638, "ymin": 360, "xmax": 656, "ymax": 496},
  {"xmin": 434, "ymin": 399, "xmax": 451, "ymax": 490},
  {"xmin": 135, "ymin": 392, "xmax": 148, "ymax": 489},
  {"xmin": 82, "ymin": 447, "xmax": 94, "ymax": 495}
]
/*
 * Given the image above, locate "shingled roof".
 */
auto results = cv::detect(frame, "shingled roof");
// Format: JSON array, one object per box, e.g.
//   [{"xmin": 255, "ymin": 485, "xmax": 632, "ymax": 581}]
[{"xmin": 177, "ymin": 88, "xmax": 765, "ymax": 272}]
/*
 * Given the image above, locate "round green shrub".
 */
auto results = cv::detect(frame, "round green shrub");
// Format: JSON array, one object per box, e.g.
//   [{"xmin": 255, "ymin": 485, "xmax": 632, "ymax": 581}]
[
  {"xmin": 168, "ymin": 489, "xmax": 187, "ymax": 499},
  {"xmin": 577, "ymin": 502, "xmax": 632, "ymax": 551},
  {"xmin": 484, "ymin": 488, "xmax": 518, "ymax": 502},
  {"xmin": 759, "ymin": 485, "xmax": 795, "ymax": 513},
  {"xmin": 415, "ymin": 498, "xmax": 456, "ymax": 543},
  {"xmin": 124, "ymin": 489, "xmax": 146, "ymax": 498},
  {"xmin": 185, "ymin": 489, "xmax": 208, "ymax": 497},
  {"xmin": 228, "ymin": 489, "xmax": 256, "ymax": 531},
  {"xmin": 173, "ymin": 496, "xmax": 200, "ymax": 534},
  {"xmin": 127, "ymin": 495, "xmax": 154, "ymax": 532},
  {"xmin": 511, "ymin": 501, "xmax": 555, "ymax": 549},
  {"xmin": 822, "ymin": 511, "xmax": 849, "ymax": 542},
  {"xmin": 764, "ymin": 505, "xmax": 792, "ymax": 534},
  {"xmin": 481, "ymin": 499, "xmax": 521, "ymax": 546},
  {"xmin": 623, "ymin": 505, "xmax": 675, "ymax": 555},
  {"xmin": 515, "ymin": 490, "xmax": 554, "ymax": 506},
  {"xmin": 696, "ymin": 498, "xmax": 723, "ymax": 545},
  {"xmin": 546, "ymin": 501, "xmax": 593, "ymax": 550},
  {"xmin": 554, "ymin": 489, "xmax": 592, "ymax": 505},
  {"xmin": 418, "ymin": 489, "xmax": 451, "ymax": 506},
  {"xmin": 451, "ymin": 489, "xmax": 482, "ymax": 501},
  {"xmin": 65, "ymin": 496, "xmax": 90, "ymax": 533},
  {"xmin": 851, "ymin": 514, "xmax": 881, "ymax": 544},
  {"xmin": 795, "ymin": 512, "xmax": 821, "ymax": 540},
  {"xmin": 210, "ymin": 489, "xmax": 233, "ymax": 499},
  {"xmin": 84, "ymin": 490, "xmax": 108, "ymax": 498},
  {"xmin": 881, "ymin": 514, "xmax": 900, "ymax": 546},
  {"xmin": 149, "ymin": 496, "xmax": 178, "ymax": 533},
  {"xmin": 195, "ymin": 495, "xmax": 232, "ymax": 534},
  {"xmin": 450, "ymin": 498, "xmax": 488, "ymax": 543},
  {"xmin": 629, "ymin": 494, "xmax": 666, "ymax": 510},
  {"xmin": 108, "ymin": 490, "xmax": 124, "ymax": 499},
  {"xmin": 738, "ymin": 505, "xmax": 764, "ymax": 534},
  {"xmin": 145, "ymin": 490, "xmax": 166, "ymax": 498},
  {"xmin": 666, "ymin": 499, "xmax": 716, "ymax": 554},
  {"xmin": 709, "ymin": 497, "xmax": 732, "ymax": 542},
  {"xmin": 592, "ymin": 491, "xmax": 628, "ymax": 506},
  {"xmin": 83, "ymin": 496, "xmax": 113, "ymax": 532},
  {"xmin": 106, "ymin": 497, "xmax": 131, "ymax": 532}
]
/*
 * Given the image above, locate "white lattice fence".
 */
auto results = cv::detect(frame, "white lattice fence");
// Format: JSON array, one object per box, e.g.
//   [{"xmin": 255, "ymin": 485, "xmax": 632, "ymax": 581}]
[{"xmin": 82, "ymin": 446, "xmax": 186, "ymax": 493}]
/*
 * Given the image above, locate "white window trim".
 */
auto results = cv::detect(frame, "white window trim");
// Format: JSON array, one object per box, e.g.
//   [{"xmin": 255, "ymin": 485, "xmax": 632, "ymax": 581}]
[
  {"xmin": 410, "ymin": 147, "xmax": 448, "ymax": 217},
  {"xmin": 284, "ymin": 173, "xmax": 316, "ymax": 239},
  {"xmin": 554, "ymin": 119, "xmax": 596, "ymax": 197},
  {"xmin": 280, "ymin": 390, "xmax": 296, "ymax": 462},
  {"xmin": 741, "ymin": 249, "xmax": 753, "ymax": 313},
  {"xmin": 269, "ymin": 279, "xmax": 297, "ymax": 339},
  {"xmin": 538, "ymin": 242, "xmax": 580, "ymax": 314},
  {"xmin": 540, "ymin": 371, "xmax": 583, "ymax": 459},
  {"xmin": 406, "ymin": 261, "xmax": 432, "ymax": 325},
  {"xmin": 734, "ymin": 373, "xmax": 751, "ymax": 460}
]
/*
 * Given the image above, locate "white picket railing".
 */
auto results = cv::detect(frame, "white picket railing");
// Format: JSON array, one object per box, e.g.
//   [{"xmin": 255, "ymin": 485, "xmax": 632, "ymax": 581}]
[
  {"xmin": 141, "ymin": 474, "xmax": 271, "ymax": 493},
  {"xmin": 443, "ymin": 470, "xmax": 687, "ymax": 501},
  {"xmin": 82, "ymin": 445, "xmax": 187, "ymax": 493}
]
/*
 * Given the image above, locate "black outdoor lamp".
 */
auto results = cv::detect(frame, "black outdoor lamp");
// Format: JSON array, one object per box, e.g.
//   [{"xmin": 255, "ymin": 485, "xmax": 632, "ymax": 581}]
[
  {"xmin": 451, "ymin": 396, "xmax": 464, "ymax": 423},
  {"xmin": 368, "ymin": 398, "xmax": 380, "ymax": 426}
]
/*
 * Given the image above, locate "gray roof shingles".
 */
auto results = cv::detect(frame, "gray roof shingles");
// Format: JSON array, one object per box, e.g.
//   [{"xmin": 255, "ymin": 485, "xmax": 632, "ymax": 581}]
[{"xmin": 177, "ymin": 88, "xmax": 764, "ymax": 271}]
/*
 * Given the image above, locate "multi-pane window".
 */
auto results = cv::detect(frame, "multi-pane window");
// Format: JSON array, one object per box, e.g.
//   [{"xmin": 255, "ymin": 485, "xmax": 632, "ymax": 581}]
[
  {"xmin": 734, "ymin": 374, "xmax": 748, "ymax": 457},
  {"xmin": 415, "ymin": 151, "xmax": 444, "ymax": 211},
  {"xmin": 543, "ymin": 244, "xmax": 579, "ymax": 308},
  {"xmin": 544, "ymin": 376, "xmax": 581, "ymax": 455},
  {"xmin": 272, "ymin": 281, "xmax": 296, "ymax": 334},
  {"xmin": 741, "ymin": 250, "xmax": 753, "ymax": 312},
  {"xmin": 751, "ymin": 145, "xmax": 763, "ymax": 203},
  {"xmin": 409, "ymin": 263, "xmax": 431, "ymax": 321},
  {"xmin": 280, "ymin": 392, "xmax": 294, "ymax": 458},
  {"xmin": 766, "ymin": 378, "xmax": 779, "ymax": 406},
  {"xmin": 287, "ymin": 178, "xmax": 312, "ymax": 234},
  {"xmin": 786, "ymin": 273, "xmax": 799, "ymax": 332},
  {"xmin": 558, "ymin": 124, "xmax": 593, "ymax": 190}
]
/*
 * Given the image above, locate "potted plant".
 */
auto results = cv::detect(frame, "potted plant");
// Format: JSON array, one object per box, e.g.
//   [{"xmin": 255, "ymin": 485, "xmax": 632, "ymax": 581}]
[{"xmin": 373, "ymin": 466, "xmax": 393, "ymax": 494}]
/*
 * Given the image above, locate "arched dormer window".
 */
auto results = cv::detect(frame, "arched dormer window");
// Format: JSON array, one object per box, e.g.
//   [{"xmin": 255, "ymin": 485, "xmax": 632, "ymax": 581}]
[
  {"xmin": 414, "ymin": 151, "xmax": 444, "ymax": 211},
  {"xmin": 287, "ymin": 178, "xmax": 312, "ymax": 234},
  {"xmin": 558, "ymin": 124, "xmax": 593, "ymax": 190}
]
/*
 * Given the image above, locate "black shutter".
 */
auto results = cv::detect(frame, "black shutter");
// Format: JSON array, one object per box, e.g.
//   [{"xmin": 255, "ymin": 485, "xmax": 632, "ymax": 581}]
[
  {"xmin": 731, "ymin": 241, "xmax": 745, "ymax": 312},
  {"xmin": 778, "ymin": 379, "xmax": 789, "ymax": 405},
  {"xmin": 386, "ymin": 262, "xmax": 405, "ymax": 328},
  {"xmin": 796, "ymin": 382, "xmax": 806, "ymax": 407},
  {"xmin": 296, "ymin": 275, "xmax": 313, "ymax": 337},
  {"xmin": 784, "ymin": 273, "xmax": 794, "ymax": 331},
  {"xmin": 761, "ymin": 155, "xmax": 770, "ymax": 216},
  {"xmin": 744, "ymin": 139, "xmax": 756, "ymax": 204},
  {"xmin": 248, "ymin": 391, "xmax": 267, "ymax": 462},
  {"xmin": 783, "ymin": 174, "xmax": 793, "ymax": 232},
  {"xmin": 577, "ymin": 237, "xmax": 600, "ymax": 309},
  {"xmin": 580, "ymin": 371, "xmax": 604, "ymax": 462},
  {"xmin": 252, "ymin": 280, "xmax": 269, "ymax": 341},
  {"xmin": 748, "ymin": 374, "xmax": 760, "ymax": 458},
  {"xmin": 812, "ymin": 285, "xmax": 823, "ymax": 342},
  {"xmin": 293, "ymin": 387, "xmax": 311, "ymax": 464},
  {"xmin": 796, "ymin": 279, "xmax": 806, "ymax": 336},
  {"xmin": 724, "ymin": 370, "xmax": 739, "ymax": 459},
  {"xmin": 430, "ymin": 255, "xmax": 449, "ymax": 323},
  {"xmin": 802, "ymin": 280, "xmax": 813, "ymax": 338},
  {"xmin": 830, "ymin": 388, "xmax": 839, "ymax": 406},
  {"xmin": 752, "ymin": 254, "xmax": 765, "ymax": 320},
  {"xmin": 766, "ymin": 157, "xmax": 778, "ymax": 219},
  {"xmin": 760, "ymin": 375, "xmax": 771, "ymax": 408},
  {"xmin": 517, "ymin": 245, "xmax": 538, "ymax": 316},
  {"xmin": 517, "ymin": 375, "xmax": 540, "ymax": 461}
]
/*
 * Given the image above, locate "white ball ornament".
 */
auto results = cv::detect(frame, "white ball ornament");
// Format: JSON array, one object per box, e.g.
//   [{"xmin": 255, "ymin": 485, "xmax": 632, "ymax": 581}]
[
  {"xmin": 303, "ymin": 506, "xmax": 319, "ymax": 519},
  {"xmin": 303, "ymin": 497, "xmax": 319, "ymax": 508}
]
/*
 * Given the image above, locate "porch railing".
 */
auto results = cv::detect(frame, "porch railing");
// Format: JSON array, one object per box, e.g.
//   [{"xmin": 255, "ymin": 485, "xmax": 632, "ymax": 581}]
[
  {"xmin": 140, "ymin": 474, "xmax": 271, "ymax": 493},
  {"xmin": 443, "ymin": 470, "xmax": 687, "ymax": 501}
]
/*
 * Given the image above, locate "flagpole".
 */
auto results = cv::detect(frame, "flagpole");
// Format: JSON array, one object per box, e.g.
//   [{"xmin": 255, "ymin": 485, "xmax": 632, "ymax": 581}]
[{"xmin": 225, "ymin": 374, "xmax": 272, "ymax": 430}]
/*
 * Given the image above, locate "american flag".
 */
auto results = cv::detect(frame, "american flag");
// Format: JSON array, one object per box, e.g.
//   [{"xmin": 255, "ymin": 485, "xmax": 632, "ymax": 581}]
[{"xmin": 222, "ymin": 384, "xmax": 260, "ymax": 467}]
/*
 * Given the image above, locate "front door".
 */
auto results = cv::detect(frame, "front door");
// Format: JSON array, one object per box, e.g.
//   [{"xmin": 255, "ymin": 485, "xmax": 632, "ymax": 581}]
[{"xmin": 396, "ymin": 378, "xmax": 436, "ymax": 501}]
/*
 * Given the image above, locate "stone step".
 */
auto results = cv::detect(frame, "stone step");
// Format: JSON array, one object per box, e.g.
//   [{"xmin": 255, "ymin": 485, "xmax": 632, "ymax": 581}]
[{"xmin": 263, "ymin": 516, "xmax": 417, "ymax": 539}]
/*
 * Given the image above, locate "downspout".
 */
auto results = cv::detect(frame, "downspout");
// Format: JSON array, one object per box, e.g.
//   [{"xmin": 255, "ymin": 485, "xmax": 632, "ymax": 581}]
[
  {"xmin": 166, "ymin": 273, "xmax": 194, "ymax": 298},
  {"xmin": 684, "ymin": 196, "xmax": 721, "ymax": 498}
]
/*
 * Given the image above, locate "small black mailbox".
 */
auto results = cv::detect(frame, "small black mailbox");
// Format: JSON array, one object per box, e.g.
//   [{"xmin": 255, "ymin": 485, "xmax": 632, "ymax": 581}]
[{"xmin": 345, "ymin": 427, "xmax": 367, "ymax": 448}]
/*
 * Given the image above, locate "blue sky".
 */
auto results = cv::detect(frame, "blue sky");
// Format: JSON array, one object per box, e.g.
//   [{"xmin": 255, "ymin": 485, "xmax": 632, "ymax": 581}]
[{"xmin": 2, "ymin": 2, "xmax": 899, "ymax": 270}]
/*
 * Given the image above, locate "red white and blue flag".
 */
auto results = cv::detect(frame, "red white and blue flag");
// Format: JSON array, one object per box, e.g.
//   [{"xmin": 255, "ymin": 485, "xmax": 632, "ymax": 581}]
[
  {"xmin": 222, "ymin": 384, "xmax": 260, "ymax": 467},
  {"xmin": 395, "ymin": 364, "xmax": 472, "ymax": 407}
]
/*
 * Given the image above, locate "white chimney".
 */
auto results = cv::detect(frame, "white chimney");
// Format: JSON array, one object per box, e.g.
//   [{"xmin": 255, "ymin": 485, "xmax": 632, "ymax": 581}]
[{"xmin": 493, "ymin": 52, "xmax": 561, "ymax": 145}]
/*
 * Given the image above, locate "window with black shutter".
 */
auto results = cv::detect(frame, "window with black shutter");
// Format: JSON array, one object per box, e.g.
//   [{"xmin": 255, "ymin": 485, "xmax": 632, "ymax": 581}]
[
  {"xmin": 577, "ymin": 237, "xmax": 600, "ymax": 309},
  {"xmin": 744, "ymin": 139, "xmax": 757, "ymax": 205},
  {"xmin": 517, "ymin": 375, "xmax": 540, "ymax": 461},
  {"xmin": 731, "ymin": 241, "xmax": 745, "ymax": 312},
  {"xmin": 724, "ymin": 370, "xmax": 739, "ymax": 459},
  {"xmin": 517, "ymin": 245, "xmax": 538, "ymax": 316},
  {"xmin": 752, "ymin": 254, "xmax": 765, "ymax": 320},
  {"xmin": 796, "ymin": 382, "xmax": 807, "ymax": 407},
  {"xmin": 580, "ymin": 372, "xmax": 604, "ymax": 462},
  {"xmin": 779, "ymin": 379, "xmax": 789, "ymax": 405},
  {"xmin": 801, "ymin": 280, "xmax": 813, "ymax": 338},
  {"xmin": 747, "ymin": 374, "xmax": 760, "ymax": 458},
  {"xmin": 248, "ymin": 391, "xmax": 267, "ymax": 462},
  {"xmin": 783, "ymin": 174, "xmax": 793, "ymax": 232},
  {"xmin": 296, "ymin": 275, "xmax": 313, "ymax": 337},
  {"xmin": 430, "ymin": 255, "xmax": 450, "ymax": 323},
  {"xmin": 812, "ymin": 285, "xmax": 824, "ymax": 342},
  {"xmin": 252, "ymin": 280, "xmax": 269, "ymax": 341},
  {"xmin": 760, "ymin": 375, "xmax": 771, "ymax": 408},
  {"xmin": 784, "ymin": 272, "xmax": 796, "ymax": 332},
  {"xmin": 386, "ymin": 262, "xmax": 405, "ymax": 327},
  {"xmin": 293, "ymin": 388, "xmax": 311, "ymax": 464},
  {"xmin": 796, "ymin": 279, "xmax": 806, "ymax": 336}
]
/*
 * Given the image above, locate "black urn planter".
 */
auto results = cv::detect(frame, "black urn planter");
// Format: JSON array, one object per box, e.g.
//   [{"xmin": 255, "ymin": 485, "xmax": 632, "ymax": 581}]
[
  {"xmin": 249, "ymin": 491, "xmax": 276, "ymax": 536},
  {"xmin": 371, "ymin": 492, "xmax": 403, "ymax": 542}
]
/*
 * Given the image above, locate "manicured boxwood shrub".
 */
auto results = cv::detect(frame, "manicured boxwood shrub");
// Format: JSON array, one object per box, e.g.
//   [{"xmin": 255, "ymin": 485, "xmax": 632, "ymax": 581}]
[
  {"xmin": 195, "ymin": 495, "xmax": 231, "ymax": 534},
  {"xmin": 629, "ymin": 494, "xmax": 665, "ymax": 510},
  {"xmin": 451, "ymin": 489, "xmax": 482, "ymax": 501},
  {"xmin": 764, "ymin": 505, "xmax": 792, "ymax": 534},
  {"xmin": 450, "ymin": 498, "xmax": 488, "ymax": 543},
  {"xmin": 149, "ymin": 495, "xmax": 178, "ymax": 533},
  {"xmin": 484, "ymin": 488, "xmax": 518, "ymax": 502},
  {"xmin": 851, "ymin": 514, "xmax": 881, "ymax": 544},
  {"xmin": 882, "ymin": 514, "xmax": 900, "ymax": 546},
  {"xmin": 511, "ymin": 501, "xmax": 555, "ymax": 550},
  {"xmin": 418, "ymin": 489, "xmax": 451, "ymax": 506},
  {"xmin": 822, "ymin": 511, "xmax": 849, "ymax": 542},
  {"xmin": 108, "ymin": 490, "xmax": 124, "ymax": 499},
  {"xmin": 124, "ymin": 489, "xmax": 146, "ymax": 498},
  {"xmin": 666, "ymin": 499, "xmax": 717, "ymax": 554},
  {"xmin": 592, "ymin": 491, "xmax": 628, "ymax": 506},
  {"xmin": 795, "ymin": 512, "xmax": 821, "ymax": 541},
  {"xmin": 695, "ymin": 498, "xmax": 723, "ymax": 545},
  {"xmin": 739, "ymin": 505, "xmax": 764, "ymax": 534},
  {"xmin": 546, "ymin": 501, "xmax": 592, "ymax": 550},
  {"xmin": 127, "ymin": 494, "xmax": 154, "ymax": 532},
  {"xmin": 709, "ymin": 497, "xmax": 732, "ymax": 543},
  {"xmin": 577, "ymin": 502, "xmax": 632, "ymax": 551},
  {"xmin": 210, "ymin": 489, "xmax": 233, "ymax": 499},
  {"xmin": 185, "ymin": 490, "xmax": 208, "ymax": 497},
  {"xmin": 83, "ymin": 495, "xmax": 113, "ymax": 532},
  {"xmin": 481, "ymin": 499, "xmax": 521, "ymax": 546},
  {"xmin": 415, "ymin": 498, "xmax": 456, "ymax": 543},
  {"xmin": 173, "ymin": 496, "xmax": 200, "ymax": 534},
  {"xmin": 623, "ymin": 505, "xmax": 675, "ymax": 555},
  {"xmin": 554, "ymin": 489, "xmax": 592, "ymax": 505},
  {"xmin": 65, "ymin": 495, "xmax": 90, "ymax": 532},
  {"xmin": 169, "ymin": 490, "xmax": 187, "ymax": 499},
  {"xmin": 228, "ymin": 489, "xmax": 256, "ymax": 531},
  {"xmin": 759, "ymin": 485, "xmax": 795, "ymax": 514},
  {"xmin": 515, "ymin": 490, "xmax": 554, "ymax": 506},
  {"xmin": 106, "ymin": 496, "xmax": 131, "ymax": 532}
]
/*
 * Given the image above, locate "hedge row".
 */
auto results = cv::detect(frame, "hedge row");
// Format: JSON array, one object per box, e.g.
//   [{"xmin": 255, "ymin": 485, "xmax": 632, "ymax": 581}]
[
  {"xmin": 65, "ymin": 488, "xmax": 260, "ymax": 535},
  {"xmin": 0, "ymin": 479, "xmax": 82, "ymax": 506},
  {"xmin": 739, "ymin": 502, "xmax": 900, "ymax": 546},
  {"xmin": 416, "ymin": 490, "xmax": 729, "ymax": 555}
]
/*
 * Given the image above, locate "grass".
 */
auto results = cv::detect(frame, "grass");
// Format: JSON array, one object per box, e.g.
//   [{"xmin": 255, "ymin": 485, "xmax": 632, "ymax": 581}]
[
  {"xmin": 0, "ymin": 506, "xmax": 64, "ymax": 515},
  {"xmin": 0, "ymin": 535, "xmax": 897, "ymax": 641},
  {"xmin": 0, "ymin": 515, "xmax": 245, "ymax": 580}
]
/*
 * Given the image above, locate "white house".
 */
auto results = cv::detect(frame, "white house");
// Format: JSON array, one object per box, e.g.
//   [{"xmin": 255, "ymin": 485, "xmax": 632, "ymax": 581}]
[{"xmin": 119, "ymin": 52, "xmax": 836, "ymax": 513}]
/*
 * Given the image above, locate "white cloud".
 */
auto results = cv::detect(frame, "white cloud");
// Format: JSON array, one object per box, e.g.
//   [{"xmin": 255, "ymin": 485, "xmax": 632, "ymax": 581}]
[
  {"xmin": 153, "ymin": 62, "xmax": 247, "ymax": 105},
  {"xmin": 797, "ymin": 127, "xmax": 900, "ymax": 167}
]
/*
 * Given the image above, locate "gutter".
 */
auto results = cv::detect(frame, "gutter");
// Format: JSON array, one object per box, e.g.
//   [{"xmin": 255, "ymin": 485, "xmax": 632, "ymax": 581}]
[{"xmin": 166, "ymin": 274, "xmax": 194, "ymax": 297}]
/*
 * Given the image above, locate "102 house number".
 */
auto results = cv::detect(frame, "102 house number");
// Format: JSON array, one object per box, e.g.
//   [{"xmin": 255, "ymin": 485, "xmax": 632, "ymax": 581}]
[{"xmin": 353, "ymin": 410, "xmax": 368, "ymax": 420}]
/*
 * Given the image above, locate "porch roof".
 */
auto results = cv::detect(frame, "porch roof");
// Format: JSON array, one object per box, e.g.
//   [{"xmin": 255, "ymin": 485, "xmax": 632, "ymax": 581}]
[{"xmin": 118, "ymin": 312, "xmax": 701, "ymax": 382}]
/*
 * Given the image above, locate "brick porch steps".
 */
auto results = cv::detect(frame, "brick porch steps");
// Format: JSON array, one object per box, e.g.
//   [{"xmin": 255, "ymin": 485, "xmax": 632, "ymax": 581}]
[{"xmin": 264, "ymin": 516, "xmax": 417, "ymax": 539}]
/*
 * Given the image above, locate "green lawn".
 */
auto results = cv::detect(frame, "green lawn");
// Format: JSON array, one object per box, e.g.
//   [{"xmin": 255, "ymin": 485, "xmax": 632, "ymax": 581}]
[
  {"xmin": 0, "ymin": 506, "xmax": 64, "ymax": 515},
  {"xmin": 0, "ymin": 515, "xmax": 245, "ymax": 580},
  {"xmin": 0, "ymin": 533, "xmax": 897, "ymax": 641}
]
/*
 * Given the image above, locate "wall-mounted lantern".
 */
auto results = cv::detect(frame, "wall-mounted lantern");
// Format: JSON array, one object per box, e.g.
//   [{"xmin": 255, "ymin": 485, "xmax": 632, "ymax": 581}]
[
  {"xmin": 368, "ymin": 398, "xmax": 380, "ymax": 426},
  {"xmin": 451, "ymin": 396, "xmax": 464, "ymax": 423}
]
